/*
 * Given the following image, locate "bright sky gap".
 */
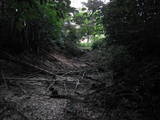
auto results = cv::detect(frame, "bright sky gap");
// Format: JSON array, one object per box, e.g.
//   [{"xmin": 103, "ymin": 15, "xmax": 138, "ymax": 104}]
[{"xmin": 70, "ymin": 0, "xmax": 110, "ymax": 8}]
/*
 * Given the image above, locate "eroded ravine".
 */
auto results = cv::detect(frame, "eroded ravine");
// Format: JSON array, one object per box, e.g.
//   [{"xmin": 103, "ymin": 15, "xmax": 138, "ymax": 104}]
[{"xmin": 0, "ymin": 52, "xmax": 110, "ymax": 120}]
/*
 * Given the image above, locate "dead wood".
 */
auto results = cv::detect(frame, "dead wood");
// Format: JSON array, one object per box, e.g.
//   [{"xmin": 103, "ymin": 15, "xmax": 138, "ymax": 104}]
[
  {"xmin": 3, "ymin": 77, "xmax": 53, "ymax": 82},
  {"xmin": 16, "ymin": 83, "xmax": 27, "ymax": 94},
  {"xmin": 0, "ymin": 70, "xmax": 8, "ymax": 89},
  {"xmin": 0, "ymin": 50, "xmax": 56, "ymax": 77}
]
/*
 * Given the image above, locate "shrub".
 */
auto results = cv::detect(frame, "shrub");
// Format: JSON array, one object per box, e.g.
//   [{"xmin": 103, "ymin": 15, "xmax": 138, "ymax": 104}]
[
  {"xmin": 92, "ymin": 38, "xmax": 105, "ymax": 49},
  {"xmin": 0, "ymin": 0, "xmax": 71, "ymax": 53}
]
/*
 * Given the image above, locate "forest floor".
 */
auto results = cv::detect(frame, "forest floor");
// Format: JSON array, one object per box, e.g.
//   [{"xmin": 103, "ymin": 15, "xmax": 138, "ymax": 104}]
[{"xmin": 0, "ymin": 50, "xmax": 112, "ymax": 120}]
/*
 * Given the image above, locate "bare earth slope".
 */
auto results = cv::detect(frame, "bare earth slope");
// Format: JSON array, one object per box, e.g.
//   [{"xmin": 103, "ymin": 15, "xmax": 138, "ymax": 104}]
[{"xmin": 0, "ymin": 51, "xmax": 111, "ymax": 120}]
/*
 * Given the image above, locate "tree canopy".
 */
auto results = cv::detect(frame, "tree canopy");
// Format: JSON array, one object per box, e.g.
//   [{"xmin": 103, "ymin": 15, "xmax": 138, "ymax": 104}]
[{"xmin": 0, "ymin": 0, "xmax": 72, "ymax": 53}]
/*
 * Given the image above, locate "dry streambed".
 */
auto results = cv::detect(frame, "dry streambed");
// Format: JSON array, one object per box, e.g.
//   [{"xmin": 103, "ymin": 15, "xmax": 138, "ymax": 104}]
[{"xmin": 0, "ymin": 52, "xmax": 110, "ymax": 120}]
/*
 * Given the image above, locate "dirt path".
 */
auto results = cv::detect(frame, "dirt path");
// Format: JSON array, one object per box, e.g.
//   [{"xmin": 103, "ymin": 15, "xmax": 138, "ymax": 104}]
[{"xmin": 0, "ymin": 52, "xmax": 109, "ymax": 120}]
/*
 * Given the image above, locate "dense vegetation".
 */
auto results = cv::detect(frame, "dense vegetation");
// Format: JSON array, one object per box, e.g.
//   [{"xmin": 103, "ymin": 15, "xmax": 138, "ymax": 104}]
[
  {"xmin": 0, "ymin": 0, "xmax": 160, "ymax": 120},
  {"xmin": 93, "ymin": 0, "xmax": 160, "ymax": 119},
  {"xmin": 0, "ymin": 0, "xmax": 74, "ymax": 53},
  {"xmin": 0, "ymin": 0, "xmax": 106, "ymax": 52},
  {"xmin": 72, "ymin": 1, "xmax": 105, "ymax": 49}
]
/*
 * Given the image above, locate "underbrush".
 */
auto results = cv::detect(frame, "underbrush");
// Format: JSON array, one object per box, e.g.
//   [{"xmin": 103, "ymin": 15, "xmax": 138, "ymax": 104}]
[
  {"xmin": 89, "ymin": 45, "xmax": 160, "ymax": 120},
  {"xmin": 79, "ymin": 42, "xmax": 92, "ymax": 47},
  {"xmin": 79, "ymin": 38, "xmax": 105, "ymax": 50},
  {"xmin": 92, "ymin": 38, "xmax": 105, "ymax": 50}
]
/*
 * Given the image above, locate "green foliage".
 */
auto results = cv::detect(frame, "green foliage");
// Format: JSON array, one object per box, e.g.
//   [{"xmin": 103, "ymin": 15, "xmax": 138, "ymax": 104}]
[
  {"xmin": 0, "ymin": 0, "xmax": 72, "ymax": 53},
  {"xmin": 71, "ymin": 0, "xmax": 105, "ymax": 48},
  {"xmin": 82, "ymin": 0, "xmax": 104, "ymax": 12},
  {"xmin": 79, "ymin": 42, "xmax": 92, "ymax": 48},
  {"xmin": 92, "ymin": 38, "xmax": 105, "ymax": 49},
  {"xmin": 73, "ymin": 11, "xmax": 95, "ymax": 39},
  {"xmin": 97, "ymin": 0, "xmax": 160, "ymax": 119},
  {"xmin": 103, "ymin": 0, "xmax": 160, "ymax": 55}
]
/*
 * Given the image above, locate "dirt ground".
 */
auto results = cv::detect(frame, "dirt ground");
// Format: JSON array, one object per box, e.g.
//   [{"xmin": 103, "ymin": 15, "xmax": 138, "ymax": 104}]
[{"xmin": 0, "ymin": 51, "xmax": 112, "ymax": 120}]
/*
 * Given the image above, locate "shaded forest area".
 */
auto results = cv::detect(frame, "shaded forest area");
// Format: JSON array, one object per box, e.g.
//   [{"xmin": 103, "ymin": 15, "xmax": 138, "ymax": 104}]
[{"xmin": 0, "ymin": 0, "xmax": 160, "ymax": 120}]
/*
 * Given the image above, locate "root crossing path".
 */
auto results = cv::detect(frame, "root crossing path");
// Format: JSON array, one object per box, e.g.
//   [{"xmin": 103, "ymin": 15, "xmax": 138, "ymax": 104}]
[{"xmin": 0, "ymin": 51, "xmax": 111, "ymax": 120}]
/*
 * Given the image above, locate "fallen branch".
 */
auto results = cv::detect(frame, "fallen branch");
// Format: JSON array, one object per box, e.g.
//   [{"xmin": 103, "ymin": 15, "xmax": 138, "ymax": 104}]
[
  {"xmin": 84, "ymin": 75, "xmax": 102, "ymax": 83},
  {"xmin": 16, "ymin": 83, "xmax": 27, "ymax": 94},
  {"xmin": 0, "ymin": 70, "xmax": 8, "ymax": 89},
  {"xmin": 0, "ymin": 50, "xmax": 56, "ymax": 77},
  {"xmin": 3, "ymin": 77, "xmax": 53, "ymax": 82},
  {"xmin": 55, "ymin": 70, "xmax": 83, "ymax": 76}
]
